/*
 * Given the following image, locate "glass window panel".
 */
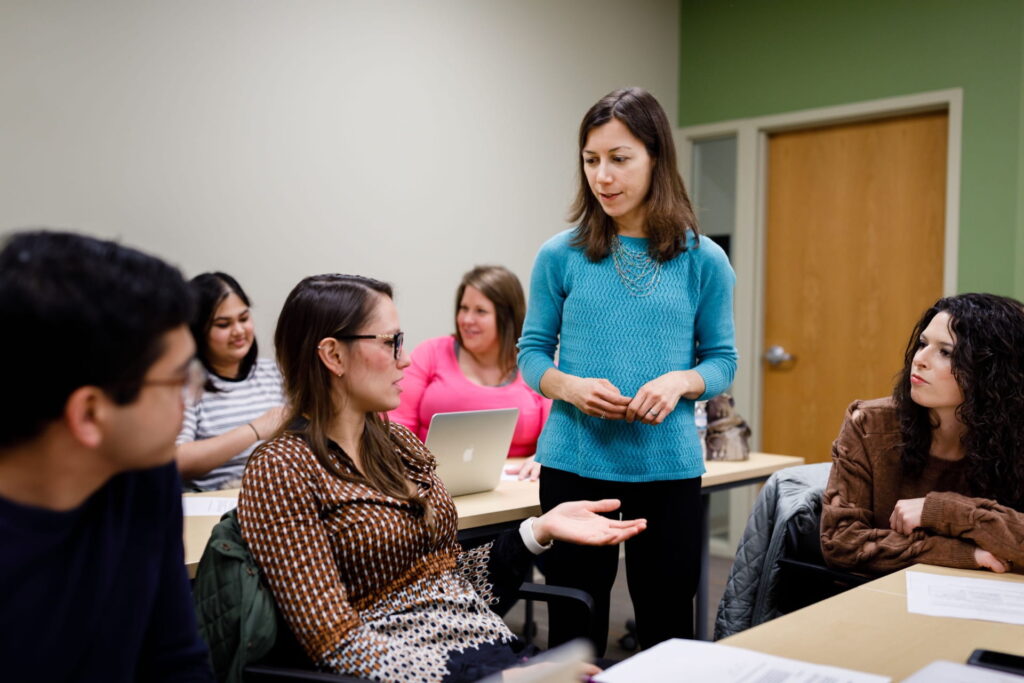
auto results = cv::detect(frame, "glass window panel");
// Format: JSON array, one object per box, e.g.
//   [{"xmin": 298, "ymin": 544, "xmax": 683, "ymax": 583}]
[
  {"xmin": 692, "ymin": 135, "xmax": 738, "ymax": 540},
  {"xmin": 691, "ymin": 136, "xmax": 737, "ymax": 257}
]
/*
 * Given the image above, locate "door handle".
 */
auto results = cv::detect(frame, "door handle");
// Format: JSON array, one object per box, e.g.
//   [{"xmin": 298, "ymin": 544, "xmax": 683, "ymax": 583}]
[{"xmin": 763, "ymin": 345, "xmax": 796, "ymax": 367}]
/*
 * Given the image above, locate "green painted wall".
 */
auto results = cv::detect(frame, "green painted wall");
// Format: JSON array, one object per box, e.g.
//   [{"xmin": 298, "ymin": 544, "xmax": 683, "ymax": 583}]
[{"xmin": 679, "ymin": 0, "xmax": 1024, "ymax": 296}]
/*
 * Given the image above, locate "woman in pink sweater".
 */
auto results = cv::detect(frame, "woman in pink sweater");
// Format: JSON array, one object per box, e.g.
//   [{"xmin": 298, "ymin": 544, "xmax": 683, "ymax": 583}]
[{"xmin": 390, "ymin": 265, "xmax": 549, "ymax": 477}]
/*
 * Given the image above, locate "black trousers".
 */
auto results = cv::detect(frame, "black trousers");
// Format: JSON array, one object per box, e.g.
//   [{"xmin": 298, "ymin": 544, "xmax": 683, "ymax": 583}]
[{"xmin": 538, "ymin": 466, "xmax": 703, "ymax": 655}]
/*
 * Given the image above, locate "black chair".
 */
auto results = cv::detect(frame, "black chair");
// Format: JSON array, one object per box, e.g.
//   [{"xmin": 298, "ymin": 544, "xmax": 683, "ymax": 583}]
[
  {"xmin": 714, "ymin": 462, "xmax": 868, "ymax": 639},
  {"xmin": 774, "ymin": 500, "xmax": 870, "ymax": 614},
  {"xmin": 242, "ymin": 582, "xmax": 595, "ymax": 682}
]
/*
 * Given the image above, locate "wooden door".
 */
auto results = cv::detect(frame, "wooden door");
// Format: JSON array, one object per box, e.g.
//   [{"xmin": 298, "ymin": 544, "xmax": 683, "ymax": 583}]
[{"xmin": 761, "ymin": 112, "xmax": 947, "ymax": 464}]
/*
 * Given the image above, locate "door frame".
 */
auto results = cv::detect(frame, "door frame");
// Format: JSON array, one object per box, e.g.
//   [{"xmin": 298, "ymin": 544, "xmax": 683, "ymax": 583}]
[{"xmin": 677, "ymin": 88, "xmax": 962, "ymax": 451}]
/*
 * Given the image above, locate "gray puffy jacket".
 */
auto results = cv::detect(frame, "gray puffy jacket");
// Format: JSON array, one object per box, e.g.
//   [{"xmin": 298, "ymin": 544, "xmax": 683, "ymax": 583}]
[{"xmin": 714, "ymin": 463, "xmax": 832, "ymax": 639}]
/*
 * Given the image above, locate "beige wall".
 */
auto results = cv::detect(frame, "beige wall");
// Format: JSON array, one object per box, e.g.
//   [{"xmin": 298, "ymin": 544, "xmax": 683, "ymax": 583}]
[{"xmin": 0, "ymin": 0, "xmax": 679, "ymax": 350}]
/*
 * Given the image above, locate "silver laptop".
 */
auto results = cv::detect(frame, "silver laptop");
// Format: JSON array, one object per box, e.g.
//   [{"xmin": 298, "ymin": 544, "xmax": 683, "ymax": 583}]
[{"xmin": 424, "ymin": 408, "xmax": 518, "ymax": 496}]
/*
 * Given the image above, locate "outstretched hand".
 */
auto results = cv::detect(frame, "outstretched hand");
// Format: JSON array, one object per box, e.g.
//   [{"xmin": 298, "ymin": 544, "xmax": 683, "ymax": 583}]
[{"xmin": 532, "ymin": 499, "xmax": 646, "ymax": 546}]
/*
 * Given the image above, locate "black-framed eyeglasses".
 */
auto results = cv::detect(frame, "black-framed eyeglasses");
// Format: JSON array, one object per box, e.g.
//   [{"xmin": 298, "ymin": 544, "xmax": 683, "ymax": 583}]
[
  {"xmin": 143, "ymin": 358, "xmax": 206, "ymax": 408},
  {"xmin": 333, "ymin": 332, "xmax": 405, "ymax": 360}
]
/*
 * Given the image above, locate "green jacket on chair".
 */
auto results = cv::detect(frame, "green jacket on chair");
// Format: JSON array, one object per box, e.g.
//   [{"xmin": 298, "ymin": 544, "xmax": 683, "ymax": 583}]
[{"xmin": 192, "ymin": 508, "xmax": 278, "ymax": 683}]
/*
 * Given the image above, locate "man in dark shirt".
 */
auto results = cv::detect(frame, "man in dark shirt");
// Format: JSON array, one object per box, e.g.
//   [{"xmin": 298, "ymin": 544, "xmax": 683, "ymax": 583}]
[{"xmin": 0, "ymin": 231, "xmax": 214, "ymax": 682}]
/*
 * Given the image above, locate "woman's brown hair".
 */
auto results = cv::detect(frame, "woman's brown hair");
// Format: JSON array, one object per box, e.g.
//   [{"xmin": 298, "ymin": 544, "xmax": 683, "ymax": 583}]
[
  {"xmin": 274, "ymin": 273, "xmax": 433, "ymax": 522},
  {"xmin": 454, "ymin": 265, "xmax": 525, "ymax": 378},
  {"xmin": 569, "ymin": 86, "xmax": 699, "ymax": 263}
]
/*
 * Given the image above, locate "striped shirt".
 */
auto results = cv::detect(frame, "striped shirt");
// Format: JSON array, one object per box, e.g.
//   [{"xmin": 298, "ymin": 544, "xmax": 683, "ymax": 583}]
[{"xmin": 176, "ymin": 357, "xmax": 284, "ymax": 491}]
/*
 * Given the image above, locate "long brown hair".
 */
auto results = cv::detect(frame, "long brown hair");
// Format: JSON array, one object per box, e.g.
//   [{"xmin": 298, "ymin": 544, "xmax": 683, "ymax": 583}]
[
  {"xmin": 454, "ymin": 265, "xmax": 525, "ymax": 377},
  {"xmin": 569, "ymin": 86, "xmax": 699, "ymax": 263},
  {"xmin": 274, "ymin": 274, "xmax": 433, "ymax": 521}
]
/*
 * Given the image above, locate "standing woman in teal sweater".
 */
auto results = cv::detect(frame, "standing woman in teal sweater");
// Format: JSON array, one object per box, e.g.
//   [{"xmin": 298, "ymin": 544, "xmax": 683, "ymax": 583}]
[{"xmin": 518, "ymin": 87, "xmax": 737, "ymax": 653}]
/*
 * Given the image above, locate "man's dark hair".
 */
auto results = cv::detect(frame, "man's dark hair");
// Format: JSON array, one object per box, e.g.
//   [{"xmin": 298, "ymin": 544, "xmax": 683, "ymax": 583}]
[{"xmin": 0, "ymin": 230, "xmax": 194, "ymax": 447}]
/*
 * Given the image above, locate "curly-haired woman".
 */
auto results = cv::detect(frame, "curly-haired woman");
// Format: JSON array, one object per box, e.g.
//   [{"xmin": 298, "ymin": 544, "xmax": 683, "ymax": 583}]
[{"xmin": 821, "ymin": 293, "xmax": 1024, "ymax": 575}]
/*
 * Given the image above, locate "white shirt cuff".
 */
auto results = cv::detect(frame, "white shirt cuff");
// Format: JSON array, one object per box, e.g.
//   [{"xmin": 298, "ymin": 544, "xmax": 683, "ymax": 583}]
[{"xmin": 519, "ymin": 516, "xmax": 554, "ymax": 555}]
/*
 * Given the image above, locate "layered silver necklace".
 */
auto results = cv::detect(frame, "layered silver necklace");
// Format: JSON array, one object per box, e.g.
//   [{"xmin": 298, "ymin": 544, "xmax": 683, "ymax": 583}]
[{"xmin": 611, "ymin": 236, "xmax": 662, "ymax": 297}]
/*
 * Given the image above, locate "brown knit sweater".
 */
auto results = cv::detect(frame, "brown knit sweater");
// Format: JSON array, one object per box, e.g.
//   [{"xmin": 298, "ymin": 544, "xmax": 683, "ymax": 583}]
[{"xmin": 821, "ymin": 397, "xmax": 1024, "ymax": 575}]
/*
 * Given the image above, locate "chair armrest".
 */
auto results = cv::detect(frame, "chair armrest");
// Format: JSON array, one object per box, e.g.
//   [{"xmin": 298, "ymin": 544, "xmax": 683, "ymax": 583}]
[
  {"xmin": 515, "ymin": 581, "xmax": 594, "ymax": 615},
  {"xmin": 776, "ymin": 557, "xmax": 871, "ymax": 587},
  {"xmin": 244, "ymin": 664, "xmax": 374, "ymax": 682}
]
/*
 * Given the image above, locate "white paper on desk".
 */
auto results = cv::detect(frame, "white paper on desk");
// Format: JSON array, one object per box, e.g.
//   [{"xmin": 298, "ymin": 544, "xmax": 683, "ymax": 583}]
[
  {"xmin": 906, "ymin": 571, "xmax": 1024, "ymax": 625},
  {"xmin": 903, "ymin": 660, "xmax": 1024, "ymax": 682},
  {"xmin": 183, "ymin": 497, "xmax": 237, "ymax": 517},
  {"xmin": 593, "ymin": 639, "xmax": 889, "ymax": 683}
]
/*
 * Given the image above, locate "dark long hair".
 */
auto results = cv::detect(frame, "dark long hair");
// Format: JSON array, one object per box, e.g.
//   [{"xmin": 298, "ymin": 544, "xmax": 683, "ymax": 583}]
[
  {"xmin": 569, "ymin": 86, "xmax": 699, "ymax": 263},
  {"xmin": 454, "ymin": 265, "xmax": 525, "ymax": 377},
  {"xmin": 274, "ymin": 274, "xmax": 433, "ymax": 524},
  {"xmin": 893, "ymin": 293, "xmax": 1024, "ymax": 509},
  {"xmin": 188, "ymin": 272, "xmax": 259, "ymax": 387}
]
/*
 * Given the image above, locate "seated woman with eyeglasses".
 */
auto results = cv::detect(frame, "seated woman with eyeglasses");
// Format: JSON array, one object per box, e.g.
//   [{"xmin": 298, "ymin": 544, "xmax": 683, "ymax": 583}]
[
  {"xmin": 176, "ymin": 272, "xmax": 286, "ymax": 491},
  {"xmin": 236, "ymin": 274, "xmax": 646, "ymax": 683},
  {"xmin": 821, "ymin": 293, "xmax": 1024, "ymax": 575},
  {"xmin": 390, "ymin": 265, "xmax": 550, "ymax": 480}
]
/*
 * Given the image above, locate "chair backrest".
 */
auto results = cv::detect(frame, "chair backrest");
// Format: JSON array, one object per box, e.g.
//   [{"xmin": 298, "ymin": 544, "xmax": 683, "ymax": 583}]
[{"xmin": 774, "ymin": 466, "xmax": 870, "ymax": 613}]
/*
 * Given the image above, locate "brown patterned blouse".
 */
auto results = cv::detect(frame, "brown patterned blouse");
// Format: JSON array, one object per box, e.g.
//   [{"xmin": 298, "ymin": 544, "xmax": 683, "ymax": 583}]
[{"xmin": 237, "ymin": 422, "xmax": 533, "ymax": 682}]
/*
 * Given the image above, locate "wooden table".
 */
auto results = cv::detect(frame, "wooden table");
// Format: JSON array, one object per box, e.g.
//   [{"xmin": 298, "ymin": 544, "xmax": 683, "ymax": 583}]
[
  {"xmin": 721, "ymin": 564, "xmax": 1024, "ymax": 680},
  {"xmin": 184, "ymin": 452, "xmax": 804, "ymax": 639},
  {"xmin": 702, "ymin": 452, "xmax": 804, "ymax": 490}
]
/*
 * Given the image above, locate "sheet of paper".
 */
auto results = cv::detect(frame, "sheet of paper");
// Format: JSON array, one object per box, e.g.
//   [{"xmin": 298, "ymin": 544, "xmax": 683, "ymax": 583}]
[
  {"xmin": 593, "ymin": 639, "xmax": 889, "ymax": 683},
  {"xmin": 902, "ymin": 660, "xmax": 1024, "ymax": 682},
  {"xmin": 183, "ymin": 496, "xmax": 237, "ymax": 517},
  {"xmin": 906, "ymin": 571, "xmax": 1024, "ymax": 625}
]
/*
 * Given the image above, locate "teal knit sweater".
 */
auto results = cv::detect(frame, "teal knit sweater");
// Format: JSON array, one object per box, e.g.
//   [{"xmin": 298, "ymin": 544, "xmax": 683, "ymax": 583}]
[{"xmin": 518, "ymin": 229, "xmax": 738, "ymax": 482}]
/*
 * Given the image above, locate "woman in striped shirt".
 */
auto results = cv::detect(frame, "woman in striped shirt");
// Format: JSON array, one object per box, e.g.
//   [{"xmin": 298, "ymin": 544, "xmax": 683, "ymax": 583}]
[{"xmin": 176, "ymin": 272, "xmax": 285, "ymax": 491}]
